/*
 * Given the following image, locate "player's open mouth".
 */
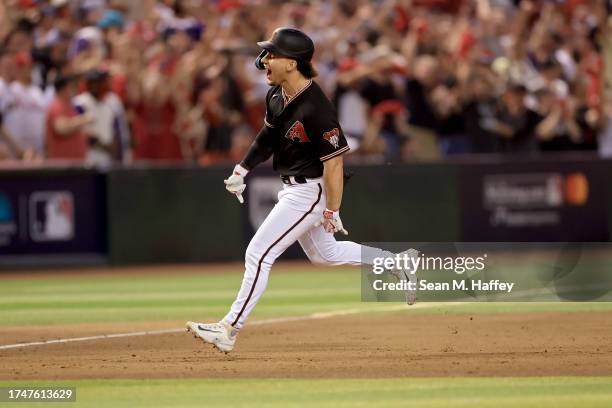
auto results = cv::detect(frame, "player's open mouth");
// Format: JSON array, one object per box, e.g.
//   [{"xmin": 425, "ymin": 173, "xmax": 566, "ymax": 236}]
[{"xmin": 266, "ymin": 68, "xmax": 272, "ymax": 78}]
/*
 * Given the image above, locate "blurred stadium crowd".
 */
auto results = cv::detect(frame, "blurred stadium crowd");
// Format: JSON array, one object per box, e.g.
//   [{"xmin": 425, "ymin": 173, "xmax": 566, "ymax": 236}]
[{"xmin": 0, "ymin": 0, "xmax": 611, "ymax": 166}]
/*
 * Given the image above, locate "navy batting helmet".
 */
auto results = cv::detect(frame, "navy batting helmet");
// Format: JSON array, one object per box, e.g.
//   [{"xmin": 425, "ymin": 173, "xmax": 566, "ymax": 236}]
[{"xmin": 255, "ymin": 27, "xmax": 314, "ymax": 70}]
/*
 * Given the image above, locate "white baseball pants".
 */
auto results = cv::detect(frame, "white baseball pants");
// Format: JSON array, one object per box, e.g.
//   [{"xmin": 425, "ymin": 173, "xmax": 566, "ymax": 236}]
[{"xmin": 223, "ymin": 178, "xmax": 392, "ymax": 329}]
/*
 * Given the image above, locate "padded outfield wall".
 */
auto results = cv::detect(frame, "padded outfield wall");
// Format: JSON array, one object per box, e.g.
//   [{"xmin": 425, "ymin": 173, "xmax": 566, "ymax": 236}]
[{"xmin": 0, "ymin": 155, "xmax": 610, "ymax": 268}]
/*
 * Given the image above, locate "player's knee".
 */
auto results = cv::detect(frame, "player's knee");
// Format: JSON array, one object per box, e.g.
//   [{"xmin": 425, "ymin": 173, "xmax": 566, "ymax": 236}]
[
  {"xmin": 307, "ymin": 252, "xmax": 327, "ymax": 265},
  {"xmin": 244, "ymin": 244, "xmax": 262, "ymax": 266},
  {"xmin": 245, "ymin": 242, "xmax": 279, "ymax": 268},
  {"xmin": 307, "ymin": 247, "xmax": 338, "ymax": 266}
]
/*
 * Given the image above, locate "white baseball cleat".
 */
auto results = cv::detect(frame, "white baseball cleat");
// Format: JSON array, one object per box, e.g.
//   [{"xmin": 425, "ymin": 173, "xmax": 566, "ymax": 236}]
[
  {"xmin": 390, "ymin": 248, "xmax": 419, "ymax": 305},
  {"xmin": 186, "ymin": 320, "xmax": 238, "ymax": 353}
]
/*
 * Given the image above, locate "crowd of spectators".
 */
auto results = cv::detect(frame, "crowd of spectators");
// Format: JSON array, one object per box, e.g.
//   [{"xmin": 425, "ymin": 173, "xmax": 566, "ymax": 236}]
[{"xmin": 0, "ymin": 0, "xmax": 611, "ymax": 166}]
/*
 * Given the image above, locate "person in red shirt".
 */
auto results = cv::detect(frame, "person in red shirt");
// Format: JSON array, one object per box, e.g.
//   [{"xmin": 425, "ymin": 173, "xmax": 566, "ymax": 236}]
[
  {"xmin": 129, "ymin": 29, "xmax": 188, "ymax": 161},
  {"xmin": 46, "ymin": 75, "xmax": 92, "ymax": 161}
]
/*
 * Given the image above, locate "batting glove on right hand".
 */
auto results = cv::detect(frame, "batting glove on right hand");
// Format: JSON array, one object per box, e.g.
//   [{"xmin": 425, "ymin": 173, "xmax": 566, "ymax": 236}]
[
  {"xmin": 315, "ymin": 209, "xmax": 349, "ymax": 235},
  {"xmin": 224, "ymin": 164, "xmax": 248, "ymax": 204}
]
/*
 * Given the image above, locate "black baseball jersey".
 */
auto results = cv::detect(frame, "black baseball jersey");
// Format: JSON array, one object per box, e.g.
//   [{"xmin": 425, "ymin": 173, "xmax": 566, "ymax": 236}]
[{"xmin": 240, "ymin": 80, "xmax": 350, "ymax": 178}]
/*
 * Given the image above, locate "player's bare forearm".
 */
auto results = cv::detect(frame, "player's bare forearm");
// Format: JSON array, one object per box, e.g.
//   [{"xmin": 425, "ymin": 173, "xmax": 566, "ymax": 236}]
[{"xmin": 323, "ymin": 155, "xmax": 344, "ymax": 211}]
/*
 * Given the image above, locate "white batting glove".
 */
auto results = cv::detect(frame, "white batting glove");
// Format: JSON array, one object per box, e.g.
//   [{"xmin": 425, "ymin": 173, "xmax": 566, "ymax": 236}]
[
  {"xmin": 315, "ymin": 209, "xmax": 348, "ymax": 235},
  {"xmin": 224, "ymin": 164, "xmax": 248, "ymax": 204}
]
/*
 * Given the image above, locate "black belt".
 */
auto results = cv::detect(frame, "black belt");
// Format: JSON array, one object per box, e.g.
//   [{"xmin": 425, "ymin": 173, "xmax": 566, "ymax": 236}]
[{"xmin": 281, "ymin": 175, "xmax": 308, "ymax": 185}]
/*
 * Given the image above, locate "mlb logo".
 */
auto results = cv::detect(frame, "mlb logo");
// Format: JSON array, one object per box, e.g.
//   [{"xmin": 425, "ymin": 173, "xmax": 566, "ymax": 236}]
[{"xmin": 29, "ymin": 192, "xmax": 74, "ymax": 242}]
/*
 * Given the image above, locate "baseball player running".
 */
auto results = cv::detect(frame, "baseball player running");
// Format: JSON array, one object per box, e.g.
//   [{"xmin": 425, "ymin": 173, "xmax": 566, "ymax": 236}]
[{"xmin": 187, "ymin": 28, "xmax": 416, "ymax": 353}]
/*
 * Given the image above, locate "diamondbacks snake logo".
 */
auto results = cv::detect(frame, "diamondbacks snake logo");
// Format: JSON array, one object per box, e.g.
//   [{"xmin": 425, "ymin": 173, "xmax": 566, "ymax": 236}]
[
  {"xmin": 323, "ymin": 128, "xmax": 340, "ymax": 148},
  {"xmin": 285, "ymin": 121, "xmax": 310, "ymax": 143}
]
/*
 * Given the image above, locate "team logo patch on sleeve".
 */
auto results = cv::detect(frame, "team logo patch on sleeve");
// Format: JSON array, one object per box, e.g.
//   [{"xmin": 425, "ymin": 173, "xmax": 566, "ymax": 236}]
[
  {"xmin": 285, "ymin": 121, "xmax": 310, "ymax": 143},
  {"xmin": 323, "ymin": 128, "xmax": 341, "ymax": 148}
]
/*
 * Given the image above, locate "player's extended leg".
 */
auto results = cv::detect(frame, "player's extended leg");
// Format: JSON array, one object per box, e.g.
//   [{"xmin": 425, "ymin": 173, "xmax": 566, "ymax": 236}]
[
  {"xmin": 298, "ymin": 225, "xmax": 418, "ymax": 304},
  {"xmin": 223, "ymin": 182, "xmax": 325, "ymax": 330},
  {"xmin": 188, "ymin": 183, "xmax": 324, "ymax": 352},
  {"xmin": 298, "ymin": 224, "xmax": 390, "ymax": 266}
]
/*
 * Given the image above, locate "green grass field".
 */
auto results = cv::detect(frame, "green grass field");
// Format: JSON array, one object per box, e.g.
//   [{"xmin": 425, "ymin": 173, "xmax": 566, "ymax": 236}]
[
  {"xmin": 1, "ymin": 265, "xmax": 612, "ymax": 407},
  {"xmin": 2, "ymin": 267, "xmax": 612, "ymax": 327},
  {"xmin": 1, "ymin": 377, "xmax": 612, "ymax": 408}
]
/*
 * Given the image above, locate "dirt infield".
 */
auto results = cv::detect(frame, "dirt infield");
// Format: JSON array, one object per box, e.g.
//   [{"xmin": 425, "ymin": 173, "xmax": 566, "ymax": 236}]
[{"xmin": 2, "ymin": 311, "xmax": 612, "ymax": 379}]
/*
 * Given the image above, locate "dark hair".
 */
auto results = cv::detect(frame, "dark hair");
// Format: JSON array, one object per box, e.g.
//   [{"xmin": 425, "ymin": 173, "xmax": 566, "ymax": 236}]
[
  {"xmin": 15, "ymin": 18, "xmax": 35, "ymax": 34},
  {"xmin": 172, "ymin": 0, "xmax": 186, "ymax": 17},
  {"xmin": 297, "ymin": 59, "xmax": 317, "ymax": 79},
  {"xmin": 161, "ymin": 27, "xmax": 177, "ymax": 42},
  {"xmin": 54, "ymin": 74, "xmax": 77, "ymax": 91},
  {"xmin": 507, "ymin": 83, "xmax": 527, "ymax": 95}
]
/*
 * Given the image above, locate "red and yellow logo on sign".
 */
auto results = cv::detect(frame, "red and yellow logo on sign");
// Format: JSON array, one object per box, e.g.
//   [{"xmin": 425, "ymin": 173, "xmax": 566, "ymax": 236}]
[{"xmin": 564, "ymin": 173, "xmax": 589, "ymax": 206}]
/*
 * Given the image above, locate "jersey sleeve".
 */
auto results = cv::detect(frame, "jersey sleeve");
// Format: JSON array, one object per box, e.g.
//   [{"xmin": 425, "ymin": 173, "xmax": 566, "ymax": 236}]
[
  {"xmin": 263, "ymin": 86, "xmax": 278, "ymax": 129},
  {"xmin": 305, "ymin": 105, "xmax": 350, "ymax": 162},
  {"xmin": 240, "ymin": 87, "xmax": 280, "ymax": 170},
  {"xmin": 263, "ymin": 109, "xmax": 274, "ymax": 129},
  {"xmin": 72, "ymin": 94, "xmax": 87, "ymax": 115},
  {"xmin": 240, "ymin": 124, "xmax": 277, "ymax": 170}
]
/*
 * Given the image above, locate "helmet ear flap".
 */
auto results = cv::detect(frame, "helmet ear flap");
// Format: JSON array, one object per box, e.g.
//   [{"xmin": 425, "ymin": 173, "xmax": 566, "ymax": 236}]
[{"xmin": 255, "ymin": 50, "xmax": 268, "ymax": 70}]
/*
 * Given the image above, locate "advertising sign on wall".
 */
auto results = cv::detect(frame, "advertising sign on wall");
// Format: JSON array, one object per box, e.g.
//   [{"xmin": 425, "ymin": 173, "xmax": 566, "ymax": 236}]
[
  {"xmin": 460, "ymin": 160, "xmax": 609, "ymax": 241},
  {"xmin": 0, "ymin": 169, "xmax": 106, "ymax": 256}
]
